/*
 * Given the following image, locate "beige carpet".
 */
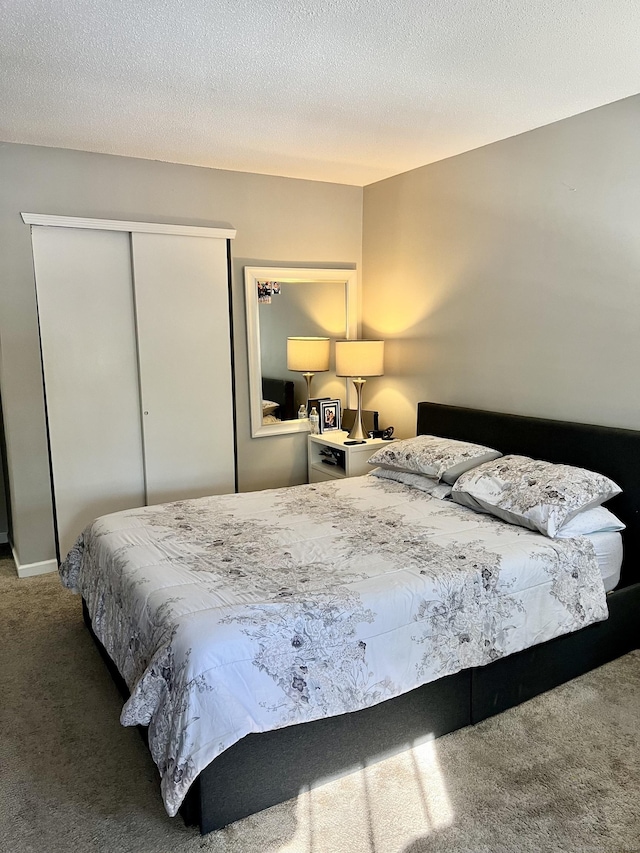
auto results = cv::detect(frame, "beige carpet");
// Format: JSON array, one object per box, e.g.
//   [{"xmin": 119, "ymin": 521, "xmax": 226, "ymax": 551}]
[{"xmin": 1, "ymin": 545, "xmax": 639, "ymax": 853}]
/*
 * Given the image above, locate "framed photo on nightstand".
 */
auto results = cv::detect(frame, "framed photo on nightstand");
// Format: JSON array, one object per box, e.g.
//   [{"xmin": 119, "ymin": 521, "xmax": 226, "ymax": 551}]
[{"xmin": 319, "ymin": 399, "xmax": 341, "ymax": 433}]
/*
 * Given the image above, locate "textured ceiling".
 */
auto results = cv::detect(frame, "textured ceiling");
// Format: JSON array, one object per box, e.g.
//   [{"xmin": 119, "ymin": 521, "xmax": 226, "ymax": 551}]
[{"xmin": 2, "ymin": 0, "xmax": 640, "ymax": 186}]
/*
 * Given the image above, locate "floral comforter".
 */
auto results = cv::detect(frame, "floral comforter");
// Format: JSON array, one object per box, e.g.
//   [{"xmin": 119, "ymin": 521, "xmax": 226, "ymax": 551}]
[{"xmin": 60, "ymin": 474, "xmax": 608, "ymax": 816}]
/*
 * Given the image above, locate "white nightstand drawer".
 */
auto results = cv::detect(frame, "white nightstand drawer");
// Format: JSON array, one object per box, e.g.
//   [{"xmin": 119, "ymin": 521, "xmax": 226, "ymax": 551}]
[{"xmin": 309, "ymin": 464, "xmax": 342, "ymax": 482}]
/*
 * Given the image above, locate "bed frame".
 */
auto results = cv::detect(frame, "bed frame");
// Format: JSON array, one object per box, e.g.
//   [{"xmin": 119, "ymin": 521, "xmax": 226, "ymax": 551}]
[
  {"xmin": 262, "ymin": 377, "xmax": 296, "ymax": 422},
  {"xmin": 84, "ymin": 402, "xmax": 640, "ymax": 834}
]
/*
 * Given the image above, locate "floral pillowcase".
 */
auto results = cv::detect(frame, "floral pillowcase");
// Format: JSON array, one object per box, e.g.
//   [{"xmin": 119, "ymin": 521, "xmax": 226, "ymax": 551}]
[
  {"xmin": 451, "ymin": 455, "xmax": 622, "ymax": 538},
  {"xmin": 367, "ymin": 435, "xmax": 502, "ymax": 485}
]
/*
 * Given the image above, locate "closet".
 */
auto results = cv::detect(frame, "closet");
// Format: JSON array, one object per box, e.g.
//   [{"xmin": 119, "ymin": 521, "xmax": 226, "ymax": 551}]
[{"xmin": 26, "ymin": 215, "xmax": 236, "ymax": 559}]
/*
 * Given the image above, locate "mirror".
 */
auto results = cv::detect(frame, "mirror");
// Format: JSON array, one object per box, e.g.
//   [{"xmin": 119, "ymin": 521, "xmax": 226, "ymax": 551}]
[{"xmin": 244, "ymin": 267, "xmax": 358, "ymax": 437}]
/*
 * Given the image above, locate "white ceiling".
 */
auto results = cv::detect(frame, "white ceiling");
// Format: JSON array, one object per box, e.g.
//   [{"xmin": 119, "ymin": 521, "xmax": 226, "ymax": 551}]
[{"xmin": 2, "ymin": 0, "xmax": 640, "ymax": 186}]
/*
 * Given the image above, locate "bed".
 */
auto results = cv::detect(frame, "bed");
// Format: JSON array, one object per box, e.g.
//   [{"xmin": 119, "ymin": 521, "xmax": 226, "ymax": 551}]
[{"xmin": 65, "ymin": 402, "xmax": 640, "ymax": 833}]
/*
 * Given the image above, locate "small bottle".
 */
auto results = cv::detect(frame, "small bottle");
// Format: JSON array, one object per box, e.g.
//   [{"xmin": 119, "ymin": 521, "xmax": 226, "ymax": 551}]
[
  {"xmin": 298, "ymin": 404, "xmax": 307, "ymax": 419},
  {"xmin": 309, "ymin": 407, "xmax": 319, "ymax": 434}
]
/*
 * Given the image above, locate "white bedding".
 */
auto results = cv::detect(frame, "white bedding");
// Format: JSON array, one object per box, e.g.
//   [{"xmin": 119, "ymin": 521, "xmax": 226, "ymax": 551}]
[
  {"xmin": 60, "ymin": 474, "xmax": 608, "ymax": 817},
  {"xmin": 588, "ymin": 531, "xmax": 623, "ymax": 592}
]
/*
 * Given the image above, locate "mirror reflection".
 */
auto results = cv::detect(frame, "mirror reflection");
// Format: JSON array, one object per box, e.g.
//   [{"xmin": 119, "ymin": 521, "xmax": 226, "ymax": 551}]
[
  {"xmin": 245, "ymin": 267, "xmax": 357, "ymax": 438},
  {"xmin": 259, "ymin": 281, "xmax": 346, "ymax": 423}
]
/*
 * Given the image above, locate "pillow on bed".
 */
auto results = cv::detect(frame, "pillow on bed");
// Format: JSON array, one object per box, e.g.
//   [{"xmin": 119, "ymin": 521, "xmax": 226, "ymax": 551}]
[
  {"xmin": 369, "ymin": 467, "xmax": 453, "ymax": 499},
  {"xmin": 554, "ymin": 506, "xmax": 625, "ymax": 539},
  {"xmin": 262, "ymin": 399, "xmax": 280, "ymax": 415},
  {"xmin": 451, "ymin": 455, "xmax": 622, "ymax": 538},
  {"xmin": 367, "ymin": 435, "xmax": 501, "ymax": 484}
]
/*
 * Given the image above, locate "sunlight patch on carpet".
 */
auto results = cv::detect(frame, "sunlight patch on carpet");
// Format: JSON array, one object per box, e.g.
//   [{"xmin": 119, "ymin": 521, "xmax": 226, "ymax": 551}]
[{"xmin": 273, "ymin": 738, "xmax": 453, "ymax": 853}]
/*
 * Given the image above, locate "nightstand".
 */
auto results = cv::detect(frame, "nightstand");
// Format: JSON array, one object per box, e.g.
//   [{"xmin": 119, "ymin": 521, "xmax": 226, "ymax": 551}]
[{"xmin": 307, "ymin": 432, "xmax": 388, "ymax": 483}]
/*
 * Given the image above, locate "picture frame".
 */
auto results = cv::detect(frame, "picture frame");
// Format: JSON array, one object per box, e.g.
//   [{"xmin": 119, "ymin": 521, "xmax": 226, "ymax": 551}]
[
  {"xmin": 257, "ymin": 280, "xmax": 282, "ymax": 303},
  {"xmin": 319, "ymin": 399, "xmax": 341, "ymax": 433},
  {"xmin": 307, "ymin": 396, "xmax": 330, "ymax": 416}
]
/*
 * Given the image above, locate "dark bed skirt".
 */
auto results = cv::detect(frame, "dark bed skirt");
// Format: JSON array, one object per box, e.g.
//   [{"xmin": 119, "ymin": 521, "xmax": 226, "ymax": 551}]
[{"xmin": 82, "ymin": 583, "xmax": 640, "ymax": 834}]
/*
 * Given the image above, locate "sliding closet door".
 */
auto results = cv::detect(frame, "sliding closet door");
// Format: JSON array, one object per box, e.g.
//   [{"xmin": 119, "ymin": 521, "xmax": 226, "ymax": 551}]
[
  {"xmin": 131, "ymin": 233, "xmax": 235, "ymax": 505},
  {"xmin": 32, "ymin": 227, "xmax": 146, "ymax": 558}
]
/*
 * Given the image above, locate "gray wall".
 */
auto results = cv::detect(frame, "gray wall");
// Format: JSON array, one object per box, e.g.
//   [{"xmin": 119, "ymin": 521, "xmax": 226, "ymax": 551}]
[
  {"xmin": 5, "ymin": 93, "xmax": 638, "ymax": 568},
  {"xmin": 0, "ymin": 142, "xmax": 362, "ymax": 567},
  {"xmin": 362, "ymin": 95, "xmax": 640, "ymax": 439}
]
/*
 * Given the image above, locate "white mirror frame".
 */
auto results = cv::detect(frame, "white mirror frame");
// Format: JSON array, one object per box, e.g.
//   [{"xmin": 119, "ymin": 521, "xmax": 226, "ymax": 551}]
[{"xmin": 245, "ymin": 266, "xmax": 358, "ymax": 438}]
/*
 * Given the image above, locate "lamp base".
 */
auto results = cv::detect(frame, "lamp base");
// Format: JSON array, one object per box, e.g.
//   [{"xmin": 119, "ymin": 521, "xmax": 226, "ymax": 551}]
[
  {"xmin": 347, "ymin": 378, "xmax": 368, "ymax": 441},
  {"xmin": 303, "ymin": 373, "xmax": 314, "ymax": 409}
]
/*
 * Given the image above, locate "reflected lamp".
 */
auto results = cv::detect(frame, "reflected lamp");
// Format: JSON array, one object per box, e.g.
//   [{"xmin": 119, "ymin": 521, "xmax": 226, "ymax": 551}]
[
  {"xmin": 336, "ymin": 340, "xmax": 384, "ymax": 440},
  {"xmin": 286, "ymin": 337, "xmax": 331, "ymax": 404}
]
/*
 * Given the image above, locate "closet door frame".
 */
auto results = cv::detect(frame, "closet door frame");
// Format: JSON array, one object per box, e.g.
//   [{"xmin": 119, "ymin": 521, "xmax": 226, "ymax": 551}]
[{"xmin": 22, "ymin": 213, "xmax": 236, "ymax": 241}]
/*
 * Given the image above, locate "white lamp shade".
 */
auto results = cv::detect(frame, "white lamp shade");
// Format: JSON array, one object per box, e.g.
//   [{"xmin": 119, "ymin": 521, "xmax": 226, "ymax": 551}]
[
  {"xmin": 286, "ymin": 337, "xmax": 331, "ymax": 372},
  {"xmin": 335, "ymin": 340, "xmax": 384, "ymax": 377}
]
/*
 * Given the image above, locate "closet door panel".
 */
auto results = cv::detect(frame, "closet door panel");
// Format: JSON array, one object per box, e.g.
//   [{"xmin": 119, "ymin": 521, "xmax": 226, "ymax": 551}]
[
  {"xmin": 131, "ymin": 233, "xmax": 235, "ymax": 505},
  {"xmin": 32, "ymin": 227, "xmax": 146, "ymax": 558}
]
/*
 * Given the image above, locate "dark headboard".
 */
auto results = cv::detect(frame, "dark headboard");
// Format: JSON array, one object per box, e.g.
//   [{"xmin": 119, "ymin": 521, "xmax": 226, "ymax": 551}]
[
  {"xmin": 417, "ymin": 402, "xmax": 640, "ymax": 587},
  {"xmin": 262, "ymin": 378, "xmax": 296, "ymax": 422}
]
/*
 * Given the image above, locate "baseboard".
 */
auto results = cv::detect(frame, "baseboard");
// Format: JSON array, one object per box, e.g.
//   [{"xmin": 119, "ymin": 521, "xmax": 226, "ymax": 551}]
[{"xmin": 12, "ymin": 543, "xmax": 58, "ymax": 578}]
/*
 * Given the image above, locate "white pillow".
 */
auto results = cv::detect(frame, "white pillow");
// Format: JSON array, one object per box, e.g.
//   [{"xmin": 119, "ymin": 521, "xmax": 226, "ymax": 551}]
[
  {"xmin": 452, "ymin": 455, "xmax": 622, "ymax": 538},
  {"xmin": 555, "ymin": 506, "xmax": 625, "ymax": 539},
  {"xmin": 367, "ymin": 435, "xmax": 501, "ymax": 484},
  {"xmin": 262, "ymin": 399, "xmax": 280, "ymax": 415},
  {"xmin": 369, "ymin": 467, "xmax": 452, "ymax": 499}
]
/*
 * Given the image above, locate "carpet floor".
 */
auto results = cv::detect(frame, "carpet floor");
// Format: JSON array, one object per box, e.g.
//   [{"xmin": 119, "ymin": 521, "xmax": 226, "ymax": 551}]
[{"xmin": 1, "ymin": 546, "xmax": 639, "ymax": 853}]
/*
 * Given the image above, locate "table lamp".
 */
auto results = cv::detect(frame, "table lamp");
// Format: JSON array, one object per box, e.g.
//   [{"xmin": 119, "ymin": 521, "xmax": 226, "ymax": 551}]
[
  {"xmin": 287, "ymin": 336, "xmax": 331, "ymax": 405},
  {"xmin": 335, "ymin": 339, "xmax": 385, "ymax": 440}
]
